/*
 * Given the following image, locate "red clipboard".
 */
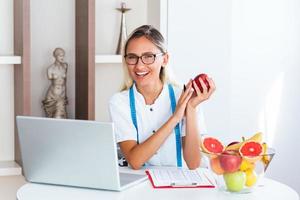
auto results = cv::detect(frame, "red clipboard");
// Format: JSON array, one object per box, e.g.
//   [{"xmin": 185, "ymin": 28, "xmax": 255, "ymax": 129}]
[{"xmin": 145, "ymin": 170, "xmax": 215, "ymax": 189}]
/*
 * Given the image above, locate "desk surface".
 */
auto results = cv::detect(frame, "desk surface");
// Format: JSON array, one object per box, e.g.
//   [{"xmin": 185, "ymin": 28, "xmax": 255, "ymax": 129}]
[
  {"xmin": 16, "ymin": 178, "xmax": 299, "ymax": 200},
  {"xmin": 1, "ymin": 169, "xmax": 298, "ymax": 200}
]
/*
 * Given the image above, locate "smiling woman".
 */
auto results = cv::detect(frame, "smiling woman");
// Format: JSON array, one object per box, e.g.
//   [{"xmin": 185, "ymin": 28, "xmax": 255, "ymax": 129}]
[{"xmin": 108, "ymin": 25, "xmax": 216, "ymax": 170}]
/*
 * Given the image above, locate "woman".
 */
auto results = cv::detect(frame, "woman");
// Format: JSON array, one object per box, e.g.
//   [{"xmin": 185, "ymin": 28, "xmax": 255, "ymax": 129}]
[
  {"xmin": 109, "ymin": 25, "xmax": 215, "ymax": 170},
  {"xmin": 42, "ymin": 48, "xmax": 68, "ymax": 118}
]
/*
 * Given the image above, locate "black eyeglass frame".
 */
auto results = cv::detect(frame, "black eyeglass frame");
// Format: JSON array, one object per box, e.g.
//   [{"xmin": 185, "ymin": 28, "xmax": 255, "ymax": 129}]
[{"xmin": 124, "ymin": 52, "xmax": 165, "ymax": 65}]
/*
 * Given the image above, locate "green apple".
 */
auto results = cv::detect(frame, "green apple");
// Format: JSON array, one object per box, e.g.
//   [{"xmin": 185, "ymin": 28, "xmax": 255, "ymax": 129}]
[{"xmin": 223, "ymin": 171, "xmax": 246, "ymax": 192}]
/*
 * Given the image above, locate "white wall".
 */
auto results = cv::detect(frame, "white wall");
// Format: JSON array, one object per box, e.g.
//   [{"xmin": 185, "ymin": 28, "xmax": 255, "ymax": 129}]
[
  {"xmin": 31, "ymin": 0, "xmax": 75, "ymax": 118},
  {"xmin": 168, "ymin": 1, "xmax": 232, "ymax": 142},
  {"xmin": 95, "ymin": 64, "xmax": 124, "ymax": 122},
  {"xmin": 147, "ymin": 0, "xmax": 168, "ymax": 39},
  {"xmin": 0, "ymin": 0, "xmax": 15, "ymax": 161},
  {"xmin": 231, "ymin": 0, "xmax": 300, "ymax": 193},
  {"xmin": 168, "ymin": 0, "xmax": 300, "ymax": 194}
]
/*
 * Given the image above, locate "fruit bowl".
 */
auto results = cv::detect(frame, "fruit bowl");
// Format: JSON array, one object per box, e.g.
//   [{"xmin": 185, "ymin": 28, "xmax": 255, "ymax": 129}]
[{"xmin": 200, "ymin": 133, "xmax": 275, "ymax": 193}]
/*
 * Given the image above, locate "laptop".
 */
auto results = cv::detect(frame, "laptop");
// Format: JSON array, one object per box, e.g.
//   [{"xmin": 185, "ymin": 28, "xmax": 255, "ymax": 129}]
[{"xmin": 16, "ymin": 116, "xmax": 147, "ymax": 191}]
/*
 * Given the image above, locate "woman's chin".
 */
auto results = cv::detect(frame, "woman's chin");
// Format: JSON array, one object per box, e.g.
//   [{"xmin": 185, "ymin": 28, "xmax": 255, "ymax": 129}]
[
  {"xmin": 135, "ymin": 77, "xmax": 163, "ymax": 87},
  {"xmin": 134, "ymin": 76, "xmax": 148, "ymax": 84}
]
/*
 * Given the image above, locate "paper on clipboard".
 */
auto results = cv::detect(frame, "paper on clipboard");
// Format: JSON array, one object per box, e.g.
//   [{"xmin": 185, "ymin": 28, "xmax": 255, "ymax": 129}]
[{"xmin": 146, "ymin": 168, "xmax": 215, "ymax": 189}]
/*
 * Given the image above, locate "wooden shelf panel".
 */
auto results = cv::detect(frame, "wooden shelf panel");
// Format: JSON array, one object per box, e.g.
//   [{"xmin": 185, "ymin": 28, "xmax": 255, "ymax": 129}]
[
  {"xmin": 95, "ymin": 55, "xmax": 122, "ymax": 64},
  {"xmin": 0, "ymin": 56, "xmax": 21, "ymax": 64},
  {"xmin": 0, "ymin": 161, "xmax": 22, "ymax": 176},
  {"xmin": 75, "ymin": 0, "xmax": 95, "ymax": 120}
]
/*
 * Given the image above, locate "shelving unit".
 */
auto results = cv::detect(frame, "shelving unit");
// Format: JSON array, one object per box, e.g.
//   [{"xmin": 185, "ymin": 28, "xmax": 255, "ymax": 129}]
[
  {"xmin": 0, "ymin": 56, "xmax": 21, "ymax": 64},
  {"xmin": 0, "ymin": 0, "xmax": 31, "ymax": 176},
  {"xmin": 9, "ymin": 0, "xmax": 31, "ymax": 175},
  {"xmin": 75, "ymin": 0, "xmax": 95, "ymax": 120},
  {"xmin": 0, "ymin": 161, "xmax": 22, "ymax": 176},
  {"xmin": 0, "ymin": 0, "xmax": 168, "ymax": 174}
]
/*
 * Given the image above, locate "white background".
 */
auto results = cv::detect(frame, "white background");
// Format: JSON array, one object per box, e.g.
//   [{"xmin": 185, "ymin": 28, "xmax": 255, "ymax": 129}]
[
  {"xmin": 0, "ymin": 0, "xmax": 299, "ymax": 195},
  {"xmin": 168, "ymin": 0, "xmax": 300, "ymax": 194}
]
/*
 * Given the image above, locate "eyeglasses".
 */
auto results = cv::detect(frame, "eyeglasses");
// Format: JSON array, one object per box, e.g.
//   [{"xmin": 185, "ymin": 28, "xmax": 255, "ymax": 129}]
[{"xmin": 124, "ymin": 52, "xmax": 165, "ymax": 65}]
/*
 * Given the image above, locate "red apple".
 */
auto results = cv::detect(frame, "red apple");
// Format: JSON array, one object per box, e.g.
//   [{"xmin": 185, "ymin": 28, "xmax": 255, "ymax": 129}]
[
  {"xmin": 219, "ymin": 150, "xmax": 242, "ymax": 173},
  {"xmin": 192, "ymin": 73, "xmax": 210, "ymax": 92}
]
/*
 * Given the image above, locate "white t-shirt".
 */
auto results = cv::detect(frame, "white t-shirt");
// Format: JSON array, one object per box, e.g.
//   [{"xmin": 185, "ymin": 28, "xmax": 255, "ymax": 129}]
[{"xmin": 109, "ymin": 83, "xmax": 207, "ymax": 167}]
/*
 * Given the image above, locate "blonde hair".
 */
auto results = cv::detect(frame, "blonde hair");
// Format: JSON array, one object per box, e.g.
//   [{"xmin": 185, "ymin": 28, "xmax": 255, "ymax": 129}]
[{"xmin": 121, "ymin": 25, "xmax": 178, "ymax": 91}]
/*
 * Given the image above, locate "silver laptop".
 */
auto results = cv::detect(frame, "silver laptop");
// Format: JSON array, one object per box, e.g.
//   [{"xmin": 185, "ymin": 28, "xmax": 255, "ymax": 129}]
[{"xmin": 16, "ymin": 116, "xmax": 147, "ymax": 191}]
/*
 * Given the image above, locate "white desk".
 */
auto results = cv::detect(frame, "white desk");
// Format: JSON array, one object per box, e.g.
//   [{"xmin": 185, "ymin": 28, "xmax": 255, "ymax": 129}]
[{"xmin": 16, "ymin": 177, "xmax": 299, "ymax": 200}]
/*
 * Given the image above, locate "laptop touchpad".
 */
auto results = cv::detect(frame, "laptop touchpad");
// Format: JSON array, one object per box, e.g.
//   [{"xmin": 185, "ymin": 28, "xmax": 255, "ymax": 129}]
[{"xmin": 119, "ymin": 173, "xmax": 147, "ymax": 186}]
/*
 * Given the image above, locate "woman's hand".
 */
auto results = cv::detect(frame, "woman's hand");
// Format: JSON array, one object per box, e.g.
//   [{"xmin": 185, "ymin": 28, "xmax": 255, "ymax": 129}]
[
  {"xmin": 188, "ymin": 77, "xmax": 216, "ymax": 109},
  {"xmin": 173, "ymin": 80, "xmax": 194, "ymax": 123}
]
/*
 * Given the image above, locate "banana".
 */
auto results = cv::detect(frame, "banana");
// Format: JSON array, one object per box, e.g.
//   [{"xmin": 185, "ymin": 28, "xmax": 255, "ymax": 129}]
[
  {"xmin": 262, "ymin": 142, "xmax": 270, "ymax": 165},
  {"xmin": 250, "ymin": 132, "xmax": 263, "ymax": 143}
]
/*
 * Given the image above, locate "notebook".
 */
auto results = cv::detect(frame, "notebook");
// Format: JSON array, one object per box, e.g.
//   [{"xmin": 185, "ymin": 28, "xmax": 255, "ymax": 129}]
[{"xmin": 146, "ymin": 168, "xmax": 215, "ymax": 189}]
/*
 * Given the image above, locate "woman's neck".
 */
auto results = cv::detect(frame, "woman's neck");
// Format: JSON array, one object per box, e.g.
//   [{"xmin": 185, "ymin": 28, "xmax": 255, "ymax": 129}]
[{"xmin": 136, "ymin": 81, "xmax": 164, "ymax": 105}]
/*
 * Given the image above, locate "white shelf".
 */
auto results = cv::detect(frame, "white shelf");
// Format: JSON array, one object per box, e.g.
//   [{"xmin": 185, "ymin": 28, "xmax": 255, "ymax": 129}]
[
  {"xmin": 0, "ymin": 161, "xmax": 22, "ymax": 176},
  {"xmin": 0, "ymin": 56, "xmax": 21, "ymax": 64},
  {"xmin": 95, "ymin": 55, "xmax": 122, "ymax": 64}
]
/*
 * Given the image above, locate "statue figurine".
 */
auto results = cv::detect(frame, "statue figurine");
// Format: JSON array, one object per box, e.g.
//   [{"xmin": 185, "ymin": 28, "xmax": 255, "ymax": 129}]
[
  {"xmin": 116, "ymin": 2, "xmax": 131, "ymax": 54},
  {"xmin": 42, "ymin": 48, "xmax": 68, "ymax": 118}
]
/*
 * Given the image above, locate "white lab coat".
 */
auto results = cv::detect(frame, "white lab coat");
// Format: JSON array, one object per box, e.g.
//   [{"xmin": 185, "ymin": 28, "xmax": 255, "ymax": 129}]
[{"xmin": 109, "ymin": 83, "xmax": 207, "ymax": 167}]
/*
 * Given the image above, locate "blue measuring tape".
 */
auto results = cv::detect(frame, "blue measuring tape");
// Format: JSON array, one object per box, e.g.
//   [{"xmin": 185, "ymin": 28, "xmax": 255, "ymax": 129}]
[
  {"xmin": 129, "ymin": 84, "xmax": 182, "ymax": 167},
  {"xmin": 129, "ymin": 87, "xmax": 139, "ymax": 143},
  {"xmin": 167, "ymin": 84, "xmax": 183, "ymax": 167}
]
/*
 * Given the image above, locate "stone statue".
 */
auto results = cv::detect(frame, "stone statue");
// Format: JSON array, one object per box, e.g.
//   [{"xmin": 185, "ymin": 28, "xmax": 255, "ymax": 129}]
[
  {"xmin": 42, "ymin": 48, "xmax": 68, "ymax": 118},
  {"xmin": 116, "ymin": 2, "xmax": 131, "ymax": 54}
]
